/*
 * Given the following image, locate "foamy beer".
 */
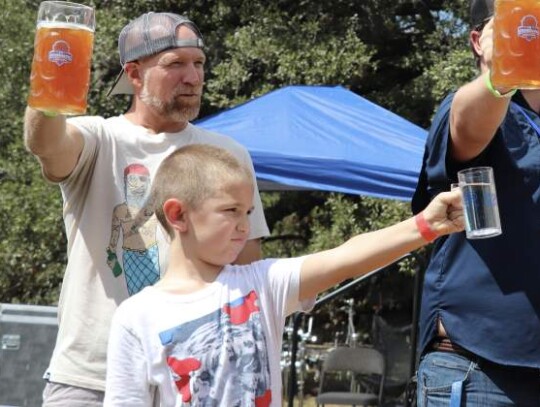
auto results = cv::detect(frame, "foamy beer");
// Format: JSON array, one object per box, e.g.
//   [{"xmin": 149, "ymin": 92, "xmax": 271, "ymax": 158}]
[
  {"xmin": 28, "ymin": 1, "xmax": 95, "ymax": 115},
  {"xmin": 492, "ymin": 0, "xmax": 540, "ymax": 89}
]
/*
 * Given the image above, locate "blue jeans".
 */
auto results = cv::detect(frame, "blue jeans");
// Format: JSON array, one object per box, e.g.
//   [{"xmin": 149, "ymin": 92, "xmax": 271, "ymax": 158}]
[{"xmin": 417, "ymin": 351, "xmax": 540, "ymax": 407}]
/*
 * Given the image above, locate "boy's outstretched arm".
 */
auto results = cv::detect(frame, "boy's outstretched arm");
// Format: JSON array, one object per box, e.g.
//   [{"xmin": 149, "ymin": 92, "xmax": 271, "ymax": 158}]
[{"xmin": 299, "ymin": 190, "xmax": 464, "ymax": 301}]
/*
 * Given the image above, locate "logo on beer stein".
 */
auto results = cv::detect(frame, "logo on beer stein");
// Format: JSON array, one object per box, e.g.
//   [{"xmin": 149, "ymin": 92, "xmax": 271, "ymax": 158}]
[
  {"xmin": 517, "ymin": 15, "xmax": 540, "ymax": 42},
  {"xmin": 48, "ymin": 40, "xmax": 73, "ymax": 66}
]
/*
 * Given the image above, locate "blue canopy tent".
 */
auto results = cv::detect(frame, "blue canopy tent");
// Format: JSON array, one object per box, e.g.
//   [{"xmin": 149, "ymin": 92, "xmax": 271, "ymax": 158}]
[{"xmin": 196, "ymin": 85, "xmax": 427, "ymax": 201}]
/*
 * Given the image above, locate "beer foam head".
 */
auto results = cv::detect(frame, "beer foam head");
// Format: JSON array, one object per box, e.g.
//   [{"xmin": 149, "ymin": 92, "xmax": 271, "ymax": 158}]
[
  {"xmin": 470, "ymin": 0, "xmax": 494, "ymax": 29},
  {"xmin": 108, "ymin": 12, "xmax": 204, "ymax": 96}
]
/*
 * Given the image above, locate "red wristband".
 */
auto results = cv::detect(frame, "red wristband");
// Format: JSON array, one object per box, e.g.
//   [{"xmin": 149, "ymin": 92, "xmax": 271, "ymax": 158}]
[{"xmin": 415, "ymin": 212, "xmax": 438, "ymax": 243}]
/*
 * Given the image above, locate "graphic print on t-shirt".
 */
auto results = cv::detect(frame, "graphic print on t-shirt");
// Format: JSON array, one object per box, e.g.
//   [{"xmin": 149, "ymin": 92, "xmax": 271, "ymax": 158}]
[
  {"xmin": 159, "ymin": 290, "xmax": 272, "ymax": 406},
  {"xmin": 106, "ymin": 163, "xmax": 160, "ymax": 295}
]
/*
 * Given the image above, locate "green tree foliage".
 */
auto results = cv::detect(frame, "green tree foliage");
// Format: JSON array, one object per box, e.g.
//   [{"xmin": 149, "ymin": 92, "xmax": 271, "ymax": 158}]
[
  {"xmin": 1, "ymin": 0, "xmax": 474, "ymax": 342},
  {"xmin": 207, "ymin": 11, "xmax": 372, "ymax": 106},
  {"xmin": 0, "ymin": 1, "xmax": 66, "ymax": 303}
]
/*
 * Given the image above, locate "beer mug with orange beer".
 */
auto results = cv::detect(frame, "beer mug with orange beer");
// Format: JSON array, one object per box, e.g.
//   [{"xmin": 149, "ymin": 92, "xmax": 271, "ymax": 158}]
[
  {"xmin": 28, "ymin": 1, "xmax": 95, "ymax": 115},
  {"xmin": 492, "ymin": 0, "xmax": 540, "ymax": 89}
]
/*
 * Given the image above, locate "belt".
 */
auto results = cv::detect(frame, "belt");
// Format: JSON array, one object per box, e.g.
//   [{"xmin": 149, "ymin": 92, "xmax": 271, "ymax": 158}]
[
  {"xmin": 429, "ymin": 337, "xmax": 540, "ymax": 407},
  {"xmin": 429, "ymin": 337, "xmax": 479, "ymax": 360},
  {"xmin": 429, "ymin": 337, "xmax": 540, "ymax": 376}
]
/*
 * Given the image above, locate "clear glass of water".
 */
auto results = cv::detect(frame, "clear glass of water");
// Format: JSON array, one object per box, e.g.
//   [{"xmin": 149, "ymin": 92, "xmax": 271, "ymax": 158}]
[{"xmin": 457, "ymin": 166, "xmax": 502, "ymax": 239}]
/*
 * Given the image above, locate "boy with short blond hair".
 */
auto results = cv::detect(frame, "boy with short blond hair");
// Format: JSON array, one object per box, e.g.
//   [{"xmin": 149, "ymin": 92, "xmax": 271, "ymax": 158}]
[
  {"xmin": 105, "ymin": 144, "xmax": 463, "ymax": 407},
  {"xmin": 152, "ymin": 144, "xmax": 254, "ymax": 240}
]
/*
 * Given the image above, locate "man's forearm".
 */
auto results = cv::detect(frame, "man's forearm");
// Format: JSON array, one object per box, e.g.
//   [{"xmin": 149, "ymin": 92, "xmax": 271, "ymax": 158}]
[
  {"xmin": 450, "ymin": 72, "xmax": 511, "ymax": 162},
  {"xmin": 24, "ymin": 106, "xmax": 85, "ymax": 180},
  {"xmin": 24, "ymin": 106, "xmax": 68, "ymax": 157}
]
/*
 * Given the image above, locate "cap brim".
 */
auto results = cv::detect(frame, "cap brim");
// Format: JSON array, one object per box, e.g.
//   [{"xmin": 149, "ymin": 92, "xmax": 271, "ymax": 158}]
[{"xmin": 107, "ymin": 70, "xmax": 134, "ymax": 96}]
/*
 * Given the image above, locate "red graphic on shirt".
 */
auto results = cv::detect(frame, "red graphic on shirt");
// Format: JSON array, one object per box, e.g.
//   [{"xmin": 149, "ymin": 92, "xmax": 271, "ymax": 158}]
[
  {"xmin": 255, "ymin": 389, "xmax": 272, "ymax": 407},
  {"xmin": 167, "ymin": 356, "xmax": 202, "ymax": 402},
  {"xmin": 222, "ymin": 290, "xmax": 260, "ymax": 325}
]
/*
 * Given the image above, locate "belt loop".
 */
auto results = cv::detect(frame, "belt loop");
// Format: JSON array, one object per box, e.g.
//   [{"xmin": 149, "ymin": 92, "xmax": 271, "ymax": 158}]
[{"xmin": 450, "ymin": 380, "xmax": 463, "ymax": 407}]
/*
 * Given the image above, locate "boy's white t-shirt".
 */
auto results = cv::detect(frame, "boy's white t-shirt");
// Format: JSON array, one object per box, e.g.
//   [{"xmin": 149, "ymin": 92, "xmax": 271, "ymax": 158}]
[
  {"xmin": 47, "ymin": 115, "xmax": 269, "ymax": 391},
  {"xmin": 105, "ymin": 257, "xmax": 314, "ymax": 407}
]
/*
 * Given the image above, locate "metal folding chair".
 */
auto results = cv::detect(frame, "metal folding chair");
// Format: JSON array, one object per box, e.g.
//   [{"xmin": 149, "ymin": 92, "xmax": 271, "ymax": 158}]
[
  {"xmin": 316, "ymin": 346, "xmax": 386, "ymax": 407},
  {"xmin": 372, "ymin": 314, "xmax": 413, "ymax": 404}
]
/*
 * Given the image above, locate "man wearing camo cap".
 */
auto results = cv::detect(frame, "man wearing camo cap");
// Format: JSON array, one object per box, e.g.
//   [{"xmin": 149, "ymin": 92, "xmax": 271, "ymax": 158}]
[{"xmin": 24, "ymin": 12, "xmax": 269, "ymax": 405}]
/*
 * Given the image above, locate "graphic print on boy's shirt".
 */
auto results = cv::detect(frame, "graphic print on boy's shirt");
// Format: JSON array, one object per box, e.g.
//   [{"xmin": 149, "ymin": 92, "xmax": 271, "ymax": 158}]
[{"xmin": 159, "ymin": 290, "xmax": 272, "ymax": 406}]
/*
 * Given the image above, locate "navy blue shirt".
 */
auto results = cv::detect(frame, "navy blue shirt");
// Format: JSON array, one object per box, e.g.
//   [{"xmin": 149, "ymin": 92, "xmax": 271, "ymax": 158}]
[{"xmin": 412, "ymin": 91, "xmax": 540, "ymax": 367}]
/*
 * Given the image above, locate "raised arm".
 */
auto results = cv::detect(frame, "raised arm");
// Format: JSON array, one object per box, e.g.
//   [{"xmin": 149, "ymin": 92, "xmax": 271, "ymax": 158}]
[
  {"xmin": 299, "ymin": 190, "xmax": 463, "ymax": 301},
  {"xmin": 449, "ymin": 18, "xmax": 513, "ymax": 162},
  {"xmin": 24, "ymin": 107, "xmax": 84, "ymax": 181}
]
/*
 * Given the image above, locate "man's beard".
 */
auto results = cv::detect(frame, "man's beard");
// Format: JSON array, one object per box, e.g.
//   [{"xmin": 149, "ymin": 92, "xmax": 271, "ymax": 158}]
[{"xmin": 140, "ymin": 76, "xmax": 201, "ymax": 122}]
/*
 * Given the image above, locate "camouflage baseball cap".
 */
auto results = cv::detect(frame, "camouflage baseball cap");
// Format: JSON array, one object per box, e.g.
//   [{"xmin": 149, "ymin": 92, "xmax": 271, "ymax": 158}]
[{"xmin": 108, "ymin": 12, "xmax": 204, "ymax": 96}]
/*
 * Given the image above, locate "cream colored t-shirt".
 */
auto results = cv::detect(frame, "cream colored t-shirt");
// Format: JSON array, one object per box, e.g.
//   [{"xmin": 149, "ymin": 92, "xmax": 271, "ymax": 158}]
[{"xmin": 46, "ymin": 115, "xmax": 269, "ymax": 391}]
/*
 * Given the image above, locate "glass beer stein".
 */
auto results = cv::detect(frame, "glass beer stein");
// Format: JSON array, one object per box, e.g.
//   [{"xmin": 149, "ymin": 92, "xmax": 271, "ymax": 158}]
[
  {"xmin": 491, "ymin": 0, "xmax": 540, "ymax": 89},
  {"xmin": 28, "ymin": 1, "xmax": 95, "ymax": 115}
]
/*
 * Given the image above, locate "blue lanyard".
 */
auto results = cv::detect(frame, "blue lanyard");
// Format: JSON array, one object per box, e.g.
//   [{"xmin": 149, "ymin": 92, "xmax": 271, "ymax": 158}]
[
  {"xmin": 513, "ymin": 102, "xmax": 540, "ymax": 138},
  {"xmin": 450, "ymin": 380, "xmax": 463, "ymax": 407}
]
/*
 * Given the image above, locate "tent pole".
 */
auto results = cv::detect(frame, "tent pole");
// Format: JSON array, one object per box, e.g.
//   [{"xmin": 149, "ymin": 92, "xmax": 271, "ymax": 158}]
[
  {"xmin": 407, "ymin": 258, "xmax": 425, "ymax": 407},
  {"xmin": 287, "ymin": 313, "xmax": 301, "ymax": 407}
]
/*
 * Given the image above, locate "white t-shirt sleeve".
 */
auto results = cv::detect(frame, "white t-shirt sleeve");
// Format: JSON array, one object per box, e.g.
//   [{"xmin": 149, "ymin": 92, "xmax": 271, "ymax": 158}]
[
  {"xmin": 61, "ymin": 116, "xmax": 101, "ymax": 188},
  {"xmin": 256, "ymin": 257, "xmax": 315, "ymax": 317},
  {"xmin": 105, "ymin": 306, "xmax": 155, "ymax": 407}
]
